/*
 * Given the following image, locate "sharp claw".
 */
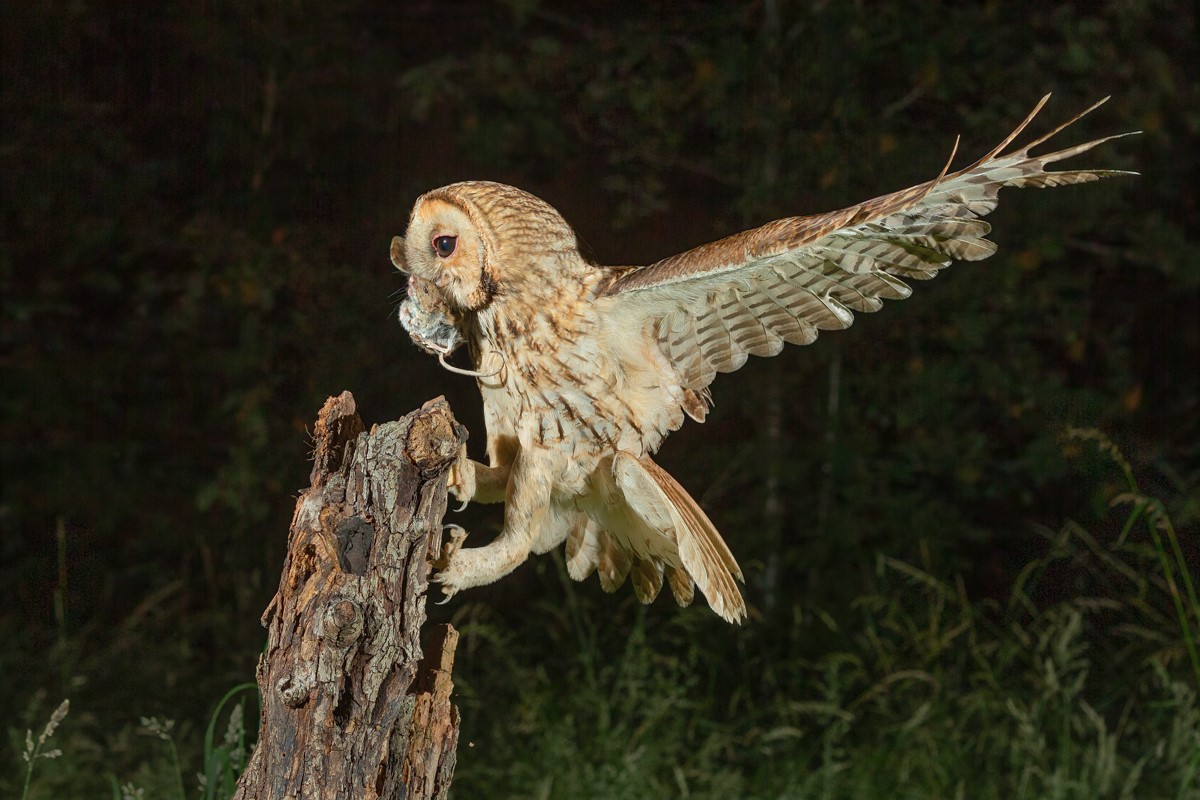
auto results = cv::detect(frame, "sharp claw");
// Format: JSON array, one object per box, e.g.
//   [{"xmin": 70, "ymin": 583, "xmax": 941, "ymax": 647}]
[
  {"xmin": 435, "ymin": 592, "xmax": 455, "ymax": 606},
  {"xmin": 454, "ymin": 499, "xmax": 469, "ymax": 512}
]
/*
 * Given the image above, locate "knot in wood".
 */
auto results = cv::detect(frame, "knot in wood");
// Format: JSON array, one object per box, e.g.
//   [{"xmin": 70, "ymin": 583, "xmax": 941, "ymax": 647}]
[
  {"xmin": 326, "ymin": 599, "xmax": 364, "ymax": 648},
  {"xmin": 405, "ymin": 405, "xmax": 464, "ymax": 473},
  {"xmin": 277, "ymin": 673, "xmax": 313, "ymax": 708}
]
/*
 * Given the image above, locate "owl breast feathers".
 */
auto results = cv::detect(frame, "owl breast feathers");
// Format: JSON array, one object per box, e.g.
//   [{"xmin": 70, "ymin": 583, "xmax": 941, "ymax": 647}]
[{"xmin": 393, "ymin": 95, "xmax": 1135, "ymax": 623}]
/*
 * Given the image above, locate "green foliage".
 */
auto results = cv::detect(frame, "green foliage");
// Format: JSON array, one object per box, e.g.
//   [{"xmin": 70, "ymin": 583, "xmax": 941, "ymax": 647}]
[
  {"xmin": 138, "ymin": 717, "xmax": 187, "ymax": 800},
  {"xmin": 198, "ymin": 684, "xmax": 257, "ymax": 800}
]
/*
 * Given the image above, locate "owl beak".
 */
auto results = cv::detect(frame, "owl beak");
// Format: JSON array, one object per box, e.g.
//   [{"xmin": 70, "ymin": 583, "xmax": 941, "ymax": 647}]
[{"xmin": 390, "ymin": 236, "xmax": 409, "ymax": 274}]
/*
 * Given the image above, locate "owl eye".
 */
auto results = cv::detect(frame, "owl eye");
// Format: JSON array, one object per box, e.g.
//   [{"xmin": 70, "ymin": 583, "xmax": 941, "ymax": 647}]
[{"xmin": 432, "ymin": 235, "xmax": 458, "ymax": 258}]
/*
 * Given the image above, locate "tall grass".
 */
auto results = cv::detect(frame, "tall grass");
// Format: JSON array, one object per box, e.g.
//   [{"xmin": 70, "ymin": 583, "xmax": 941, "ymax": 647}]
[
  {"xmin": 8, "ymin": 687, "xmax": 255, "ymax": 800},
  {"xmin": 447, "ymin": 548, "xmax": 1198, "ymax": 799},
  {"xmin": 1068, "ymin": 427, "xmax": 1200, "ymax": 688},
  {"xmin": 19, "ymin": 699, "xmax": 67, "ymax": 800}
]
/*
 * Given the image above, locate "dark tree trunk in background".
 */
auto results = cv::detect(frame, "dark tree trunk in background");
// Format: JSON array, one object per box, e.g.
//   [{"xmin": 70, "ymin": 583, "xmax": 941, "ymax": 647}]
[{"xmin": 234, "ymin": 393, "xmax": 465, "ymax": 800}]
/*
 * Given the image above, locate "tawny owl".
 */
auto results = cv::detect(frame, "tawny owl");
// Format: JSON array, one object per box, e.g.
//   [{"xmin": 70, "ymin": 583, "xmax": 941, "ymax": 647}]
[{"xmin": 391, "ymin": 95, "xmax": 1134, "ymax": 623}]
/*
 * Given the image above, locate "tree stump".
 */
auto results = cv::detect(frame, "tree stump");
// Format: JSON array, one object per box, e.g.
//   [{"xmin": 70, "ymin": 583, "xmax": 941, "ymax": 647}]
[{"xmin": 234, "ymin": 392, "xmax": 466, "ymax": 800}]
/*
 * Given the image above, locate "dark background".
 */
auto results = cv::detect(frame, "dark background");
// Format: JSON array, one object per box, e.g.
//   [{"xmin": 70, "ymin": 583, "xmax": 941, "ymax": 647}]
[{"xmin": 3, "ymin": 1, "xmax": 1197, "ymax": 796}]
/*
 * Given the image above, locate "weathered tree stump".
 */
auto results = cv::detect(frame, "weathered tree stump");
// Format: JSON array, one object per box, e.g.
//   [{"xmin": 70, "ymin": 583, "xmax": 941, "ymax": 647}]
[{"xmin": 234, "ymin": 392, "xmax": 466, "ymax": 800}]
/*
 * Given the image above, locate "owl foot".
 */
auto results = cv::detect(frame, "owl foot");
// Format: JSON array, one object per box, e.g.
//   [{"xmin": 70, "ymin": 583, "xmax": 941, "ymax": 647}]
[
  {"xmin": 432, "ymin": 524, "xmax": 469, "ymax": 604},
  {"xmin": 434, "ymin": 524, "xmax": 467, "ymax": 570}
]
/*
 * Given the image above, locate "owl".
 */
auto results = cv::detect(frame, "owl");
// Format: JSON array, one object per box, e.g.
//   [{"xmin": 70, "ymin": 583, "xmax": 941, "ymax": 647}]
[{"xmin": 391, "ymin": 95, "xmax": 1134, "ymax": 623}]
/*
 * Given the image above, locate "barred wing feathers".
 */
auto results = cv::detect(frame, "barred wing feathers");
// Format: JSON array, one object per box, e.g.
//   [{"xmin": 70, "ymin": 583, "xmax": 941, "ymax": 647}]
[{"xmin": 598, "ymin": 95, "xmax": 1136, "ymax": 399}]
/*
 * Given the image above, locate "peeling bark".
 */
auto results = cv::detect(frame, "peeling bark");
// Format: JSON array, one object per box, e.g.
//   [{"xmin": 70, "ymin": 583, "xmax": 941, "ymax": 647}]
[{"xmin": 234, "ymin": 393, "xmax": 465, "ymax": 800}]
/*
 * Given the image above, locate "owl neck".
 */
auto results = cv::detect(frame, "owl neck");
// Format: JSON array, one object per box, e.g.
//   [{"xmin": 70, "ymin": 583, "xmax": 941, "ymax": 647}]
[{"xmin": 470, "ymin": 259, "xmax": 602, "ymax": 365}]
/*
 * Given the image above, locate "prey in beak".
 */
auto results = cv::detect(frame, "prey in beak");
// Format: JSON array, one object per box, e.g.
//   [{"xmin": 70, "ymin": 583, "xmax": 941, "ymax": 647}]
[{"xmin": 399, "ymin": 275, "xmax": 465, "ymax": 357}]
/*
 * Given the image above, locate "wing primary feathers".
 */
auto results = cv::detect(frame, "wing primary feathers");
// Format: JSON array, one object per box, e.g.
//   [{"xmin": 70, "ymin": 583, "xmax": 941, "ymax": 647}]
[
  {"xmin": 1035, "ymin": 131, "xmax": 1141, "ymax": 168},
  {"xmin": 921, "ymin": 134, "xmax": 961, "ymax": 201},
  {"xmin": 1019, "ymin": 95, "xmax": 1108, "ymax": 152},
  {"xmin": 603, "ymin": 95, "xmax": 1132, "ymax": 301},
  {"xmin": 965, "ymin": 93, "xmax": 1053, "ymax": 170},
  {"xmin": 638, "ymin": 457, "xmax": 743, "ymax": 582}
]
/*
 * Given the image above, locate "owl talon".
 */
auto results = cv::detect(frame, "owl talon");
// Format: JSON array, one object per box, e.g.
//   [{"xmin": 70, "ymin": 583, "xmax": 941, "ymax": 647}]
[
  {"xmin": 431, "ymin": 525, "xmax": 471, "ymax": 602},
  {"xmin": 446, "ymin": 446, "xmax": 476, "ymax": 509},
  {"xmin": 435, "ymin": 524, "xmax": 468, "ymax": 570}
]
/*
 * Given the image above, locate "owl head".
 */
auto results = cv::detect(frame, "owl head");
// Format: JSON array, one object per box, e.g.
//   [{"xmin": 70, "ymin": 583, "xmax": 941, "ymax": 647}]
[{"xmin": 390, "ymin": 181, "xmax": 581, "ymax": 313}]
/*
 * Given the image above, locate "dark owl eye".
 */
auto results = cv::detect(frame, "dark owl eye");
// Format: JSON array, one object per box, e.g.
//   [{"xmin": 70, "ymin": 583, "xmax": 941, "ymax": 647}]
[{"xmin": 432, "ymin": 235, "xmax": 458, "ymax": 258}]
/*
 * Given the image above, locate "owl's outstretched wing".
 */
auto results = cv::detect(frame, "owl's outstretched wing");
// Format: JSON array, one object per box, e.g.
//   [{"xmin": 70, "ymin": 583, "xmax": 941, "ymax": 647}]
[{"xmin": 596, "ymin": 95, "xmax": 1136, "ymax": 405}]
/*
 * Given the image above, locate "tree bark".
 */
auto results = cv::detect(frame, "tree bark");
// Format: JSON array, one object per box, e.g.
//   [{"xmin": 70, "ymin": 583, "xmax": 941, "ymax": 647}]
[{"xmin": 234, "ymin": 392, "xmax": 465, "ymax": 800}]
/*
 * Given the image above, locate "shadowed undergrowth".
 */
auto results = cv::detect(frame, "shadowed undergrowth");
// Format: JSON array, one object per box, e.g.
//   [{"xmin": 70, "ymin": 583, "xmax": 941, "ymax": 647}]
[
  {"xmin": 9, "ymin": 451, "xmax": 1198, "ymax": 800},
  {"xmin": 446, "ymin": 526, "xmax": 1198, "ymax": 800},
  {"xmin": 437, "ymin": 439, "xmax": 1199, "ymax": 799}
]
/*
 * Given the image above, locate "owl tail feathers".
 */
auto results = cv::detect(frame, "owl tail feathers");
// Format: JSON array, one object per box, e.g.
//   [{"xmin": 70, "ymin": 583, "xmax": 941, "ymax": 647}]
[
  {"xmin": 568, "ymin": 513, "xmax": 697, "ymax": 607},
  {"xmin": 565, "ymin": 517, "xmax": 601, "ymax": 581},
  {"xmin": 597, "ymin": 532, "xmax": 631, "ymax": 593},
  {"xmin": 565, "ymin": 514, "xmax": 644, "ymax": 596},
  {"xmin": 631, "ymin": 558, "xmax": 665, "ymax": 604},
  {"xmin": 613, "ymin": 453, "xmax": 747, "ymax": 624}
]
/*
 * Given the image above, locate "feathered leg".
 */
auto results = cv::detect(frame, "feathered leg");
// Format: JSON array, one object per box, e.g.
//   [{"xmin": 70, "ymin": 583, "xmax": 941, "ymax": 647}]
[{"xmin": 434, "ymin": 448, "xmax": 554, "ymax": 598}]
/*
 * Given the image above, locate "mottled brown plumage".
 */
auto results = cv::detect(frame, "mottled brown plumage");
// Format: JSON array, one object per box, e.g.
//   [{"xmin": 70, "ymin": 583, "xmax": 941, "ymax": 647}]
[{"xmin": 393, "ymin": 95, "xmax": 1135, "ymax": 623}]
